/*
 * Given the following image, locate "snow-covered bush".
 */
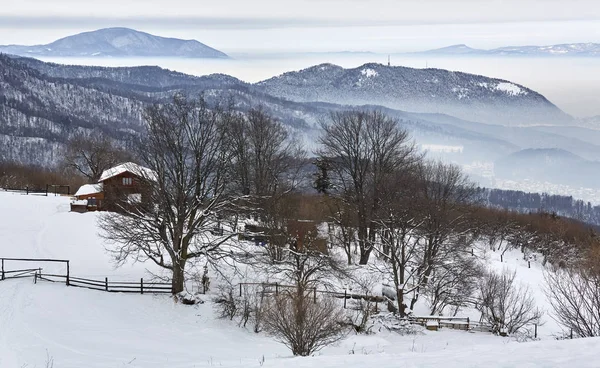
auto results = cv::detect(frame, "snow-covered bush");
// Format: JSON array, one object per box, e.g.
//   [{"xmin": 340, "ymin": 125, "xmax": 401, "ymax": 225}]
[
  {"xmin": 368, "ymin": 313, "xmax": 424, "ymax": 335},
  {"xmin": 176, "ymin": 291, "xmax": 204, "ymax": 305}
]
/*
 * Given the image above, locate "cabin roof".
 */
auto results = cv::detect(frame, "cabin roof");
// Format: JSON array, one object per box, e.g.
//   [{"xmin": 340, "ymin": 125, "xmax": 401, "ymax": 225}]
[
  {"xmin": 74, "ymin": 183, "xmax": 103, "ymax": 197},
  {"xmin": 98, "ymin": 162, "xmax": 156, "ymax": 182}
]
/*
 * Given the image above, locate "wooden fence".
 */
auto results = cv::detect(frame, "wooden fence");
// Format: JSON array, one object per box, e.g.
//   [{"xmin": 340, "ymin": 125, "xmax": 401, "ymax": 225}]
[
  {"xmin": 1, "ymin": 184, "xmax": 71, "ymax": 196},
  {"xmin": 0, "ymin": 257, "xmax": 171, "ymax": 294},
  {"xmin": 238, "ymin": 282, "xmax": 386, "ymax": 311}
]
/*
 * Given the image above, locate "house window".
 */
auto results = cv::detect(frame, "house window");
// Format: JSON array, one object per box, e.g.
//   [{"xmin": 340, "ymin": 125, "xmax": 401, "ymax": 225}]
[{"xmin": 122, "ymin": 177, "xmax": 133, "ymax": 186}]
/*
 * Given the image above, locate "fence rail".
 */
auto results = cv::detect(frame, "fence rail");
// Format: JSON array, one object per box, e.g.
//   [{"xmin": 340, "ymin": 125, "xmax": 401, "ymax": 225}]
[
  {"xmin": 1, "ymin": 184, "xmax": 71, "ymax": 196},
  {"xmin": 1, "ymin": 257, "xmax": 171, "ymax": 295}
]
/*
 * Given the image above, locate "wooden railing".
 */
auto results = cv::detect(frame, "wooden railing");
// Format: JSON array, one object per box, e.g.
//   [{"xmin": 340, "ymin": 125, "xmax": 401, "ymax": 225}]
[{"xmin": 1, "ymin": 257, "xmax": 171, "ymax": 294}]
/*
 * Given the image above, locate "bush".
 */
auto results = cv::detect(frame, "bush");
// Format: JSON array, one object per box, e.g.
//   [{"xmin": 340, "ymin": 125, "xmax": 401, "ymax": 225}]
[
  {"xmin": 263, "ymin": 291, "xmax": 347, "ymax": 356},
  {"xmin": 369, "ymin": 313, "xmax": 424, "ymax": 335},
  {"xmin": 545, "ymin": 267, "xmax": 600, "ymax": 338},
  {"xmin": 478, "ymin": 269, "xmax": 543, "ymax": 335}
]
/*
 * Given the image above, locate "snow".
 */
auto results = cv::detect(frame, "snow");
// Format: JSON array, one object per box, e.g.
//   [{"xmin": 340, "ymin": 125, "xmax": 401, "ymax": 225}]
[
  {"xmin": 98, "ymin": 162, "xmax": 157, "ymax": 182},
  {"xmin": 0, "ymin": 191, "xmax": 598, "ymax": 367},
  {"xmin": 360, "ymin": 68, "xmax": 378, "ymax": 78},
  {"xmin": 73, "ymin": 183, "xmax": 103, "ymax": 197},
  {"xmin": 495, "ymin": 82, "xmax": 527, "ymax": 96}
]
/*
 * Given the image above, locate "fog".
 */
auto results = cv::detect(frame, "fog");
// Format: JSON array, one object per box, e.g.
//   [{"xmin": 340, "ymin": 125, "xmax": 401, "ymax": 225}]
[{"xmin": 38, "ymin": 54, "xmax": 600, "ymax": 117}]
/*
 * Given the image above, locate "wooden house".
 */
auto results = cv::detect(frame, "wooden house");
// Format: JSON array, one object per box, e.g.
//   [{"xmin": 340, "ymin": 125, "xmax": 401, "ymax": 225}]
[
  {"xmin": 71, "ymin": 162, "xmax": 155, "ymax": 213},
  {"xmin": 70, "ymin": 184, "xmax": 104, "ymax": 212}
]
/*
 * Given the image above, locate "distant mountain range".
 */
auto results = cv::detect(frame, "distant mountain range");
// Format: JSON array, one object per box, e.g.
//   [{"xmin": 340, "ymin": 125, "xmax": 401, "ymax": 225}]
[
  {"xmin": 495, "ymin": 148, "xmax": 600, "ymax": 188},
  {"xmin": 3, "ymin": 54, "xmax": 600, "ymax": 192},
  {"xmin": 0, "ymin": 28, "xmax": 229, "ymax": 59},
  {"xmin": 257, "ymin": 63, "xmax": 571, "ymax": 126},
  {"xmin": 417, "ymin": 43, "xmax": 600, "ymax": 56}
]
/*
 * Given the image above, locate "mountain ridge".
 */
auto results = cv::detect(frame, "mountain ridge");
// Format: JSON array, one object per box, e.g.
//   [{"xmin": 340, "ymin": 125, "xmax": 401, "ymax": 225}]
[
  {"xmin": 416, "ymin": 43, "xmax": 600, "ymax": 56},
  {"xmin": 257, "ymin": 62, "xmax": 572, "ymax": 126},
  {"xmin": 0, "ymin": 28, "xmax": 229, "ymax": 59}
]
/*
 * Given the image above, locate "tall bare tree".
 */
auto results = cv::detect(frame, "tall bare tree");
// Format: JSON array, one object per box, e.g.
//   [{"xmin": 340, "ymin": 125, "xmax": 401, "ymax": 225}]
[
  {"xmin": 100, "ymin": 95, "xmax": 241, "ymax": 294},
  {"xmin": 63, "ymin": 130, "xmax": 128, "ymax": 182},
  {"xmin": 409, "ymin": 161, "xmax": 476, "ymax": 309},
  {"xmin": 318, "ymin": 110, "xmax": 416, "ymax": 264},
  {"xmin": 226, "ymin": 106, "xmax": 305, "ymax": 223}
]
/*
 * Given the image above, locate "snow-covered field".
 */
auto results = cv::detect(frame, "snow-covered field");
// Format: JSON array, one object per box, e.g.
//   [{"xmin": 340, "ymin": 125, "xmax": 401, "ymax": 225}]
[{"xmin": 0, "ymin": 191, "xmax": 598, "ymax": 367}]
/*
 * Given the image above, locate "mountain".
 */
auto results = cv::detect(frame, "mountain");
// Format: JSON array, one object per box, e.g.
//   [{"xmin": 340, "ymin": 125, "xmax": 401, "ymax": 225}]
[
  {"xmin": 0, "ymin": 28, "xmax": 229, "ymax": 59},
  {"xmin": 420, "ymin": 44, "xmax": 488, "ymax": 55},
  {"xmin": 6, "ymin": 54, "xmax": 600, "ymax": 195},
  {"xmin": 419, "ymin": 43, "xmax": 600, "ymax": 57},
  {"xmin": 257, "ymin": 63, "xmax": 572, "ymax": 126},
  {"xmin": 495, "ymin": 148, "xmax": 600, "ymax": 188}
]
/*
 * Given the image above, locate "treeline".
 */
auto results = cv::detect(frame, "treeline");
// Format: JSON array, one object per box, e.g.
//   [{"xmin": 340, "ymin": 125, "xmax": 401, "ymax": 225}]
[
  {"xmin": 478, "ymin": 187, "xmax": 600, "ymax": 227},
  {"xmin": 0, "ymin": 161, "xmax": 85, "ymax": 190}
]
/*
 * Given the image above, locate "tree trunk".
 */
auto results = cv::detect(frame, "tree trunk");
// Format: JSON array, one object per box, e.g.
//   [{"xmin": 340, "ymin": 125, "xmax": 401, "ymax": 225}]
[
  {"xmin": 359, "ymin": 248, "xmax": 371, "ymax": 265},
  {"xmin": 171, "ymin": 259, "xmax": 187, "ymax": 294}
]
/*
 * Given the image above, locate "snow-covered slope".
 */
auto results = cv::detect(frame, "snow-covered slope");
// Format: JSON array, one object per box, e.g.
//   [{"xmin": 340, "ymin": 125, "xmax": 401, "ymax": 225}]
[
  {"xmin": 257, "ymin": 63, "xmax": 571, "ymax": 126},
  {"xmin": 0, "ymin": 28, "xmax": 229, "ymax": 58},
  {"xmin": 0, "ymin": 192, "xmax": 597, "ymax": 367}
]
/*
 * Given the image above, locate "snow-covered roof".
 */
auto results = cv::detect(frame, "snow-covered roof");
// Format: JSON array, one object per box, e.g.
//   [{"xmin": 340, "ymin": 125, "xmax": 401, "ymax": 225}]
[
  {"xmin": 98, "ymin": 162, "xmax": 157, "ymax": 182},
  {"xmin": 74, "ymin": 183, "xmax": 103, "ymax": 197}
]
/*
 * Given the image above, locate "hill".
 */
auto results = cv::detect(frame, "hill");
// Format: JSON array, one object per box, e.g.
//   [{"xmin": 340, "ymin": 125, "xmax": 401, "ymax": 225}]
[
  {"xmin": 495, "ymin": 148, "xmax": 600, "ymax": 188},
  {"xmin": 257, "ymin": 63, "xmax": 572, "ymax": 126},
  {"xmin": 0, "ymin": 27, "xmax": 229, "ymax": 59},
  {"xmin": 0, "ymin": 191, "xmax": 598, "ymax": 367}
]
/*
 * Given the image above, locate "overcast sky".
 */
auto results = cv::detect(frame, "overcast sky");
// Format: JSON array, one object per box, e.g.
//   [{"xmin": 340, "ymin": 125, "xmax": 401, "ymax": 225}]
[{"xmin": 1, "ymin": 0, "xmax": 600, "ymax": 52}]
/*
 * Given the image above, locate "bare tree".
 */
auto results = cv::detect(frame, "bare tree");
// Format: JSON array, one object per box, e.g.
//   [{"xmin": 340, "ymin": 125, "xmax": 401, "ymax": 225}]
[
  {"xmin": 263, "ymin": 291, "xmax": 346, "ymax": 356},
  {"xmin": 409, "ymin": 161, "xmax": 476, "ymax": 310},
  {"xmin": 425, "ymin": 249, "xmax": 482, "ymax": 316},
  {"xmin": 544, "ymin": 267, "xmax": 600, "ymax": 337},
  {"xmin": 63, "ymin": 130, "xmax": 128, "ymax": 182},
  {"xmin": 478, "ymin": 269, "xmax": 542, "ymax": 334},
  {"xmin": 100, "ymin": 95, "xmax": 242, "ymax": 294},
  {"xmin": 226, "ymin": 106, "xmax": 305, "ymax": 219},
  {"xmin": 318, "ymin": 110, "xmax": 417, "ymax": 264}
]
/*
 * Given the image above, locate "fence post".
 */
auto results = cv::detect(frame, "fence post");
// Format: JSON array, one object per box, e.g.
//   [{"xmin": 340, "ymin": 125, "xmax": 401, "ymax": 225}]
[
  {"xmin": 66, "ymin": 261, "xmax": 70, "ymax": 286},
  {"xmin": 467, "ymin": 317, "xmax": 470, "ymax": 331},
  {"xmin": 528, "ymin": 261, "xmax": 531, "ymax": 269},
  {"xmin": 570, "ymin": 329, "xmax": 573, "ymax": 339},
  {"xmin": 1, "ymin": 259, "xmax": 4, "ymax": 280},
  {"xmin": 105, "ymin": 277, "xmax": 109, "ymax": 291},
  {"xmin": 34, "ymin": 271, "xmax": 37, "ymax": 284},
  {"xmin": 141, "ymin": 278, "xmax": 144, "ymax": 294},
  {"xmin": 344, "ymin": 289, "xmax": 347, "ymax": 309},
  {"xmin": 534, "ymin": 324, "xmax": 537, "ymax": 339}
]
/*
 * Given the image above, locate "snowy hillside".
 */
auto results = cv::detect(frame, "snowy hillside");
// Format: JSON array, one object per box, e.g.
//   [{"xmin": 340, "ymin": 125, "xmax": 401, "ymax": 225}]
[
  {"xmin": 257, "ymin": 63, "xmax": 572, "ymax": 126},
  {"xmin": 0, "ymin": 28, "xmax": 229, "ymax": 59},
  {"xmin": 0, "ymin": 191, "xmax": 598, "ymax": 367}
]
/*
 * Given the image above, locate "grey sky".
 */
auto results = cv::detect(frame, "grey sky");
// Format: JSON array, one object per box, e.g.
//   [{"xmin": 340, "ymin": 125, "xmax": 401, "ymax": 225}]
[{"xmin": 1, "ymin": 0, "xmax": 599, "ymax": 52}]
